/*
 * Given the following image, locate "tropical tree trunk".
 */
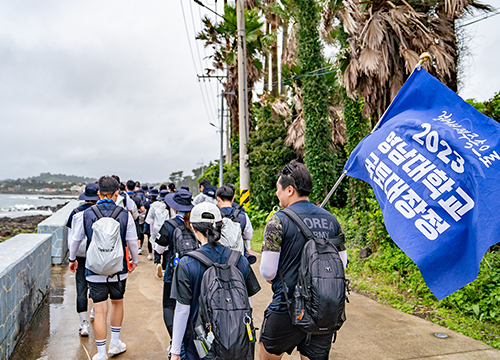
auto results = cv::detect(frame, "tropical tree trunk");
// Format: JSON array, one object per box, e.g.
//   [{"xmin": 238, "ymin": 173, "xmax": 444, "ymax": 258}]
[{"xmin": 294, "ymin": 0, "xmax": 335, "ymax": 204}]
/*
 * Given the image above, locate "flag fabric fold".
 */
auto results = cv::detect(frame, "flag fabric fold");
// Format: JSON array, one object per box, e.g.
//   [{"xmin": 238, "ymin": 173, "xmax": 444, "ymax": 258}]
[{"xmin": 344, "ymin": 67, "xmax": 500, "ymax": 300}]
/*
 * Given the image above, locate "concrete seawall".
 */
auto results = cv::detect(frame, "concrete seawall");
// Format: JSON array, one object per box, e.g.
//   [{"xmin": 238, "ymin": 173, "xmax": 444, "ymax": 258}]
[
  {"xmin": 0, "ymin": 234, "xmax": 52, "ymax": 360},
  {"xmin": 37, "ymin": 200, "xmax": 81, "ymax": 265}
]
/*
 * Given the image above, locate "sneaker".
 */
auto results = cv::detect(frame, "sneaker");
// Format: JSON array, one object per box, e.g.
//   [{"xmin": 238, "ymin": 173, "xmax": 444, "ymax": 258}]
[
  {"xmin": 108, "ymin": 340, "xmax": 127, "ymax": 356},
  {"xmin": 89, "ymin": 307, "xmax": 95, "ymax": 321},
  {"xmin": 92, "ymin": 354, "xmax": 107, "ymax": 360},
  {"xmin": 138, "ymin": 247, "xmax": 143, "ymax": 255},
  {"xmin": 156, "ymin": 263, "xmax": 163, "ymax": 279},
  {"xmin": 79, "ymin": 321, "xmax": 90, "ymax": 337},
  {"xmin": 147, "ymin": 253, "xmax": 153, "ymax": 260}
]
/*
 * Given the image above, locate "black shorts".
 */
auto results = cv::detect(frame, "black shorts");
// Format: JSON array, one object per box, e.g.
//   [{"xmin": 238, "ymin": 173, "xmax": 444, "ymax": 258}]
[
  {"xmin": 88, "ymin": 280, "xmax": 127, "ymax": 303},
  {"xmin": 259, "ymin": 309, "xmax": 334, "ymax": 360}
]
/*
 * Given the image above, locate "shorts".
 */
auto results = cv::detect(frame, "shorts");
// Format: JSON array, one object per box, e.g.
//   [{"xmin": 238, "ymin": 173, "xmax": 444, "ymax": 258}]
[
  {"xmin": 259, "ymin": 309, "xmax": 334, "ymax": 360},
  {"xmin": 88, "ymin": 280, "xmax": 127, "ymax": 303}
]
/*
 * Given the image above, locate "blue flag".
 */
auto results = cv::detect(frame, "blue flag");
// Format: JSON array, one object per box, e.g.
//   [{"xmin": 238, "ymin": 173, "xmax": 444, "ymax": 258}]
[{"xmin": 344, "ymin": 67, "xmax": 500, "ymax": 300}]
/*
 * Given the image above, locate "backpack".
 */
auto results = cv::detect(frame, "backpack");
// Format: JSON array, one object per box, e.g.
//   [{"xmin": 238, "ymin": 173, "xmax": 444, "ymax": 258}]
[
  {"xmin": 70, "ymin": 207, "xmax": 87, "ymax": 258},
  {"xmin": 187, "ymin": 250, "xmax": 255, "ymax": 360},
  {"xmin": 86, "ymin": 205, "xmax": 125, "ymax": 276},
  {"xmin": 219, "ymin": 208, "xmax": 245, "ymax": 255},
  {"xmin": 166, "ymin": 218, "xmax": 199, "ymax": 259},
  {"xmin": 279, "ymin": 208, "xmax": 348, "ymax": 338}
]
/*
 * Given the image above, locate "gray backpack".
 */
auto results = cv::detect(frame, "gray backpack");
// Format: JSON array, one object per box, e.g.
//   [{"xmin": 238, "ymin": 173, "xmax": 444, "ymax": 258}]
[
  {"xmin": 219, "ymin": 209, "xmax": 245, "ymax": 255},
  {"xmin": 166, "ymin": 219, "xmax": 199, "ymax": 258},
  {"xmin": 279, "ymin": 208, "xmax": 348, "ymax": 339},
  {"xmin": 86, "ymin": 205, "xmax": 125, "ymax": 276},
  {"xmin": 187, "ymin": 250, "xmax": 255, "ymax": 360}
]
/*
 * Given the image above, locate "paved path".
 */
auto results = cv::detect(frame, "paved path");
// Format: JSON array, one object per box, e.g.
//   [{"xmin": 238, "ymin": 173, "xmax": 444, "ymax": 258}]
[{"xmin": 10, "ymin": 251, "xmax": 500, "ymax": 359}]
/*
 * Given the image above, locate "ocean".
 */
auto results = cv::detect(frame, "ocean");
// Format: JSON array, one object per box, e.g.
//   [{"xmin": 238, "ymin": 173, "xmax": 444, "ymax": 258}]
[{"xmin": 0, "ymin": 193, "xmax": 77, "ymax": 218}]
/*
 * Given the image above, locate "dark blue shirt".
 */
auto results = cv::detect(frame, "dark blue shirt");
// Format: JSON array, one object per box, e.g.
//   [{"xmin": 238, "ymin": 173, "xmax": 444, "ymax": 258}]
[
  {"xmin": 170, "ymin": 243, "xmax": 261, "ymax": 334},
  {"xmin": 265, "ymin": 200, "xmax": 342, "ymax": 313},
  {"xmin": 157, "ymin": 216, "xmax": 187, "ymax": 283}
]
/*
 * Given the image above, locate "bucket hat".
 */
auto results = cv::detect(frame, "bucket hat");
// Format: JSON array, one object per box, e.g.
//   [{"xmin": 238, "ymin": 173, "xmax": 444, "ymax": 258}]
[
  {"xmin": 79, "ymin": 183, "xmax": 100, "ymax": 201},
  {"xmin": 158, "ymin": 189, "xmax": 169, "ymax": 201},
  {"xmin": 149, "ymin": 188, "xmax": 159, "ymax": 197},
  {"xmin": 165, "ymin": 188, "xmax": 194, "ymax": 212}
]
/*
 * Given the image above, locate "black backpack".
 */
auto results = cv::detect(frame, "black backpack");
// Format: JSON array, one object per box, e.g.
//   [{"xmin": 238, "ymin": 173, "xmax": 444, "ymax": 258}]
[
  {"xmin": 187, "ymin": 250, "xmax": 255, "ymax": 360},
  {"xmin": 166, "ymin": 218, "xmax": 199, "ymax": 259},
  {"xmin": 279, "ymin": 208, "xmax": 348, "ymax": 339}
]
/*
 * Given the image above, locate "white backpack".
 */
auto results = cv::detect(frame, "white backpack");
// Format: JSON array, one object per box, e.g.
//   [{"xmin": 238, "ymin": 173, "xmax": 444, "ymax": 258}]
[
  {"xmin": 86, "ymin": 205, "xmax": 125, "ymax": 276},
  {"xmin": 219, "ymin": 210, "xmax": 245, "ymax": 255},
  {"xmin": 69, "ymin": 208, "xmax": 87, "ymax": 258}
]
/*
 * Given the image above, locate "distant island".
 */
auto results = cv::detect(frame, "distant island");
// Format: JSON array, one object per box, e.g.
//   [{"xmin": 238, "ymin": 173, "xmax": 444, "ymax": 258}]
[{"xmin": 0, "ymin": 172, "xmax": 96, "ymax": 193}]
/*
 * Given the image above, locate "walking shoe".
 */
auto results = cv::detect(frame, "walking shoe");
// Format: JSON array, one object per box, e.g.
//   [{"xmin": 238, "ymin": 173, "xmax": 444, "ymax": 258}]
[
  {"xmin": 147, "ymin": 253, "xmax": 153, "ymax": 260},
  {"xmin": 79, "ymin": 321, "xmax": 90, "ymax": 337},
  {"xmin": 156, "ymin": 263, "xmax": 163, "ymax": 279},
  {"xmin": 92, "ymin": 354, "xmax": 107, "ymax": 360},
  {"xmin": 108, "ymin": 340, "xmax": 127, "ymax": 356},
  {"xmin": 138, "ymin": 247, "xmax": 143, "ymax": 255},
  {"xmin": 89, "ymin": 307, "xmax": 95, "ymax": 321}
]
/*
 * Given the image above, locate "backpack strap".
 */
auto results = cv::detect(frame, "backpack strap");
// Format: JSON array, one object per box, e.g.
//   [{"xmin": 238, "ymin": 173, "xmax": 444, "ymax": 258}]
[
  {"xmin": 73, "ymin": 207, "xmax": 82, "ymax": 214},
  {"xmin": 91, "ymin": 205, "xmax": 104, "ymax": 219},
  {"xmin": 186, "ymin": 251, "xmax": 214, "ymax": 268},
  {"xmin": 91, "ymin": 204, "xmax": 123, "ymax": 220},
  {"xmin": 110, "ymin": 206, "xmax": 124, "ymax": 220},
  {"xmin": 226, "ymin": 249, "xmax": 240, "ymax": 267}
]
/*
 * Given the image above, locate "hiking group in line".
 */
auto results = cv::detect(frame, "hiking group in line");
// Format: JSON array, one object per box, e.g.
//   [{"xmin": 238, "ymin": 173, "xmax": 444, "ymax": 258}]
[{"xmin": 67, "ymin": 161, "xmax": 348, "ymax": 360}]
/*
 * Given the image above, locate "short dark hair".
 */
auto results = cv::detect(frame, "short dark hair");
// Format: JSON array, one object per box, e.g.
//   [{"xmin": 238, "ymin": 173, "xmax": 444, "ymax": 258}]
[
  {"xmin": 160, "ymin": 184, "xmax": 167, "ymax": 191},
  {"xmin": 168, "ymin": 182, "xmax": 176, "ymax": 191},
  {"xmin": 216, "ymin": 184, "xmax": 235, "ymax": 202},
  {"xmin": 199, "ymin": 178, "xmax": 210, "ymax": 188},
  {"xmin": 99, "ymin": 176, "xmax": 119, "ymax": 195},
  {"xmin": 111, "ymin": 175, "xmax": 120, "ymax": 183},
  {"xmin": 135, "ymin": 181, "xmax": 140, "ymax": 188},
  {"xmin": 119, "ymin": 182, "xmax": 126, "ymax": 191},
  {"xmin": 278, "ymin": 160, "xmax": 312, "ymax": 197},
  {"xmin": 126, "ymin": 180, "xmax": 136, "ymax": 191}
]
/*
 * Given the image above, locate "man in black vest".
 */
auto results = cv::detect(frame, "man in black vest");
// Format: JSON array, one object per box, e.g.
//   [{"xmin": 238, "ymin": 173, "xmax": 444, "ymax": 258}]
[
  {"xmin": 69, "ymin": 176, "xmax": 139, "ymax": 360},
  {"xmin": 259, "ymin": 161, "xmax": 347, "ymax": 360}
]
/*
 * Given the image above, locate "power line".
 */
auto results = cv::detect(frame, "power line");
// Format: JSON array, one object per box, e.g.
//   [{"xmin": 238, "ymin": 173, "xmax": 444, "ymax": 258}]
[
  {"xmin": 459, "ymin": 9, "xmax": 500, "ymax": 27},
  {"xmin": 179, "ymin": 0, "xmax": 213, "ymax": 123},
  {"xmin": 189, "ymin": 0, "xmax": 217, "ymax": 120}
]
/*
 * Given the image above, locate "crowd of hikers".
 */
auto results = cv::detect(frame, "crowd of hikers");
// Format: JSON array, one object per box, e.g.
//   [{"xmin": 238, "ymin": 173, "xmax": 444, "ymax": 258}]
[{"xmin": 67, "ymin": 161, "xmax": 348, "ymax": 360}]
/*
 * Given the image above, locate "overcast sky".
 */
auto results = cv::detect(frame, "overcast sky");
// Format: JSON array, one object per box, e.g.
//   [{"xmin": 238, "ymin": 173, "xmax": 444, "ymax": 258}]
[{"xmin": 0, "ymin": 1, "xmax": 498, "ymax": 183}]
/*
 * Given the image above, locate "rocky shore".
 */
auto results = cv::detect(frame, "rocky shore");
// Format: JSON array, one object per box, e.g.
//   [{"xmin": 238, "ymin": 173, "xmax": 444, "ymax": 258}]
[{"xmin": 0, "ymin": 203, "xmax": 69, "ymax": 242}]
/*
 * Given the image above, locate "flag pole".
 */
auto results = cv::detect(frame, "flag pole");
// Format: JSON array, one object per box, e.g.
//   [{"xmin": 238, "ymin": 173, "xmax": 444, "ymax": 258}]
[{"xmin": 319, "ymin": 52, "xmax": 431, "ymax": 208}]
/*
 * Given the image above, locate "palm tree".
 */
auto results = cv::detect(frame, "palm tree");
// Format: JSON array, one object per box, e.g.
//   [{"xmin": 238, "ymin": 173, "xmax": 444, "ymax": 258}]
[
  {"xmin": 336, "ymin": 0, "xmax": 492, "ymax": 122},
  {"xmin": 196, "ymin": 4, "xmax": 273, "ymax": 134}
]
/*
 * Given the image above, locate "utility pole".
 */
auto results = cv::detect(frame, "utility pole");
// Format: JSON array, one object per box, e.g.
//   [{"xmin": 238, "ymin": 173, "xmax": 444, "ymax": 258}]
[
  {"xmin": 237, "ymin": 0, "xmax": 250, "ymax": 209},
  {"xmin": 219, "ymin": 89, "xmax": 224, "ymax": 187}
]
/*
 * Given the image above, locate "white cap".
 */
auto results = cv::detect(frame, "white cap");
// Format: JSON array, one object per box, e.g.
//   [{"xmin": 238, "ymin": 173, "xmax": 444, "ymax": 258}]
[{"xmin": 190, "ymin": 202, "xmax": 222, "ymax": 223}]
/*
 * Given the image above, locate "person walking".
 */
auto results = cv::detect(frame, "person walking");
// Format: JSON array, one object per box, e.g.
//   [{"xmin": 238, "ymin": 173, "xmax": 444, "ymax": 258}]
[
  {"xmin": 66, "ymin": 183, "xmax": 100, "ymax": 337},
  {"xmin": 216, "ymin": 184, "xmax": 254, "ymax": 256},
  {"xmin": 145, "ymin": 188, "xmax": 169, "ymax": 265},
  {"xmin": 192, "ymin": 178, "xmax": 217, "ymax": 206},
  {"xmin": 126, "ymin": 179, "xmax": 146, "ymax": 254},
  {"xmin": 155, "ymin": 188, "xmax": 197, "ymax": 338},
  {"xmin": 169, "ymin": 202, "xmax": 261, "ymax": 360},
  {"xmin": 69, "ymin": 176, "xmax": 139, "ymax": 360},
  {"xmin": 259, "ymin": 161, "xmax": 348, "ymax": 360}
]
